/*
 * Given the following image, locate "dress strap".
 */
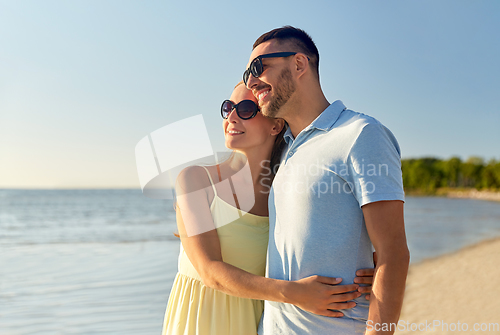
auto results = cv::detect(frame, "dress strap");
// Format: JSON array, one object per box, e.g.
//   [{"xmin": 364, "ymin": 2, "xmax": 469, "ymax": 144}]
[
  {"xmin": 216, "ymin": 165, "xmax": 241, "ymax": 213},
  {"xmin": 200, "ymin": 166, "xmax": 218, "ymax": 197},
  {"xmin": 216, "ymin": 164, "xmax": 222, "ymax": 182},
  {"xmin": 201, "ymin": 165, "xmax": 241, "ymax": 216}
]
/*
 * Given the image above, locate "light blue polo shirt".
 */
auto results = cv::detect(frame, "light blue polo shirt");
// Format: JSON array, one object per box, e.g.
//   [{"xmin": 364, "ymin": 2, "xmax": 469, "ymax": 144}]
[{"xmin": 258, "ymin": 100, "xmax": 405, "ymax": 335}]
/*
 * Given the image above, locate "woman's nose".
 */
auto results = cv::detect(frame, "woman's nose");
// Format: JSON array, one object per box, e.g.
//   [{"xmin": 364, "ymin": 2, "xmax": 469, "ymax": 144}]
[{"xmin": 227, "ymin": 107, "xmax": 240, "ymax": 122}]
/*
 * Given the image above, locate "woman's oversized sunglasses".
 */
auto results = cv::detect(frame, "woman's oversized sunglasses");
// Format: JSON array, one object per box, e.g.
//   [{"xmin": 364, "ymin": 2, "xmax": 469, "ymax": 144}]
[
  {"xmin": 221, "ymin": 100, "xmax": 259, "ymax": 120},
  {"xmin": 242, "ymin": 52, "xmax": 298, "ymax": 87}
]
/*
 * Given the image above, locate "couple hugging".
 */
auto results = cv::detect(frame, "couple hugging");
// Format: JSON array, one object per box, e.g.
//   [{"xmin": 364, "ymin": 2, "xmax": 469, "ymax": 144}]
[{"xmin": 162, "ymin": 26, "xmax": 409, "ymax": 335}]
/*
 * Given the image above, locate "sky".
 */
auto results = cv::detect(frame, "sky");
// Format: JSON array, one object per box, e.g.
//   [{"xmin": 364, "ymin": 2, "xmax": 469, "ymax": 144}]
[{"xmin": 0, "ymin": 0, "xmax": 499, "ymax": 188}]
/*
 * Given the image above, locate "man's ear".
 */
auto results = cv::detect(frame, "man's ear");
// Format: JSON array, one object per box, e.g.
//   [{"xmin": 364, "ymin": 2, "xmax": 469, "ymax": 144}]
[
  {"xmin": 294, "ymin": 53, "xmax": 309, "ymax": 78},
  {"xmin": 270, "ymin": 119, "xmax": 286, "ymax": 136}
]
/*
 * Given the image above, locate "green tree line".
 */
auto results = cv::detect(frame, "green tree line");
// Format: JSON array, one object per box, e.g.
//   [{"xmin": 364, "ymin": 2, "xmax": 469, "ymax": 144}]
[{"xmin": 401, "ymin": 157, "xmax": 500, "ymax": 194}]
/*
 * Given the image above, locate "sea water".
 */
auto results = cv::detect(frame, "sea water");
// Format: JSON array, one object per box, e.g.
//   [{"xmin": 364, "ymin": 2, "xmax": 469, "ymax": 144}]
[{"xmin": 1, "ymin": 190, "xmax": 500, "ymax": 334}]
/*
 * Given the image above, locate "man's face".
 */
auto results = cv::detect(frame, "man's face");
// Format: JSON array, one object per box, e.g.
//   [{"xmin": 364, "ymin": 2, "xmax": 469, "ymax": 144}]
[{"xmin": 245, "ymin": 41, "xmax": 296, "ymax": 118}]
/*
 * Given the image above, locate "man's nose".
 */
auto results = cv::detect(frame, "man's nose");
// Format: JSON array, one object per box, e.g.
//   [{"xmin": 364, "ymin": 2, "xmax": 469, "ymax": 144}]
[{"xmin": 245, "ymin": 72, "xmax": 260, "ymax": 90}]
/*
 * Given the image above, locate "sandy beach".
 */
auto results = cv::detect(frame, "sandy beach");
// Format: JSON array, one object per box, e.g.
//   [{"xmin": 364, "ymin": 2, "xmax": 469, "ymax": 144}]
[{"xmin": 395, "ymin": 237, "xmax": 500, "ymax": 335}]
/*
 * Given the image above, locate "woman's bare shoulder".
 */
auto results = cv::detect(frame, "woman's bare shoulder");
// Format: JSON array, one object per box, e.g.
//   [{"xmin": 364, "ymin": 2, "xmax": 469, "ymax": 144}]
[{"xmin": 176, "ymin": 165, "xmax": 217, "ymax": 194}]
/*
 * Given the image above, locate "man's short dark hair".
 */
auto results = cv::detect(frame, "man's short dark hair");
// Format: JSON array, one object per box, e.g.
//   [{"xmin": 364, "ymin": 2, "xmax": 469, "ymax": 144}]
[{"xmin": 253, "ymin": 26, "xmax": 319, "ymax": 79}]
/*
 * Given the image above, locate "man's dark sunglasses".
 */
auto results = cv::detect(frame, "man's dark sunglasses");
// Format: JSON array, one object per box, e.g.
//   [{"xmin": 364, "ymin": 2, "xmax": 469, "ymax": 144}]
[
  {"xmin": 242, "ymin": 52, "xmax": 298, "ymax": 87},
  {"xmin": 221, "ymin": 99, "xmax": 260, "ymax": 120}
]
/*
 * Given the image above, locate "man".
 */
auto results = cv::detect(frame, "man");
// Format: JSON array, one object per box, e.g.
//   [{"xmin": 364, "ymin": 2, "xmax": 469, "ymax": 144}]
[{"xmin": 244, "ymin": 26, "xmax": 410, "ymax": 335}]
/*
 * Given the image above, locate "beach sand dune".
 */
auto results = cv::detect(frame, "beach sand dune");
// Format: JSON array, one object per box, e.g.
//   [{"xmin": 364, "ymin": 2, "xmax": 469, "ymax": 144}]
[{"xmin": 395, "ymin": 238, "xmax": 500, "ymax": 335}]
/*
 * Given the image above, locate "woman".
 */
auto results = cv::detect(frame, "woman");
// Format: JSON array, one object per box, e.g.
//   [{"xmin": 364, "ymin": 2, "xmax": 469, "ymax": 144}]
[{"xmin": 162, "ymin": 83, "xmax": 374, "ymax": 335}]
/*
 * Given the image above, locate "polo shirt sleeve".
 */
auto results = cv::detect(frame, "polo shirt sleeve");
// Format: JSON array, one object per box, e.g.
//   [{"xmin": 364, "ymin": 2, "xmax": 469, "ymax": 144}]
[{"xmin": 347, "ymin": 122, "xmax": 405, "ymax": 207}]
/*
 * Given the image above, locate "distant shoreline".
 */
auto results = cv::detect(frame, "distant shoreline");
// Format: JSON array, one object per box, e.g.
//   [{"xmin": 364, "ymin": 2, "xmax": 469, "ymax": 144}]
[
  {"xmin": 444, "ymin": 189, "xmax": 500, "ymax": 202},
  {"xmin": 405, "ymin": 188, "xmax": 500, "ymax": 202}
]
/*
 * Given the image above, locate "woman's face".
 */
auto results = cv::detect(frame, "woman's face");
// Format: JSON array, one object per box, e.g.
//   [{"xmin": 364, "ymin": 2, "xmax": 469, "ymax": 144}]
[{"xmin": 223, "ymin": 84, "xmax": 282, "ymax": 151}]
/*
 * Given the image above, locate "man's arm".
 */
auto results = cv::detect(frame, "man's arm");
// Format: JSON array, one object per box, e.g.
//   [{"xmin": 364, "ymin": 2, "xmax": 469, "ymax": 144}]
[{"xmin": 362, "ymin": 200, "xmax": 409, "ymax": 335}]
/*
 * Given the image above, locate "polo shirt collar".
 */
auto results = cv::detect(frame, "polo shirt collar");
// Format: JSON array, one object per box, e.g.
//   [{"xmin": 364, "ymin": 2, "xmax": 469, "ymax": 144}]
[{"xmin": 284, "ymin": 100, "xmax": 346, "ymax": 144}]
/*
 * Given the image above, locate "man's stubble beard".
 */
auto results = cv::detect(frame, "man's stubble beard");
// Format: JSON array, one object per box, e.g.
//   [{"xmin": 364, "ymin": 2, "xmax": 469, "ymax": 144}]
[{"xmin": 263, "ymin": 68, "xmax": 296, "ymax": 118}]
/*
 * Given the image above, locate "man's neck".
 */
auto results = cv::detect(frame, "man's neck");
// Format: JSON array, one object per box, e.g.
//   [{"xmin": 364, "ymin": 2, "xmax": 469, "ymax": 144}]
[{"xmin": 284, "ymin": 90, "xmax": 330, "ymax": 139}]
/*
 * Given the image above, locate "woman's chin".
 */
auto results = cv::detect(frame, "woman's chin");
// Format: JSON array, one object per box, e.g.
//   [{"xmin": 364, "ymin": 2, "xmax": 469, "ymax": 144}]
[{"xmin": 225, "ymin": 138, "xmax": 240, "ymax": 149}]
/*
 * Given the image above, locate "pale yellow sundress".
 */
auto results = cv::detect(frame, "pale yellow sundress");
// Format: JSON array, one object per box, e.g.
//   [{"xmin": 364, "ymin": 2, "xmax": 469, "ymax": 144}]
[{"xmin": 162, "ymin": 166, "xmax": 269, "ymax": 335}]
